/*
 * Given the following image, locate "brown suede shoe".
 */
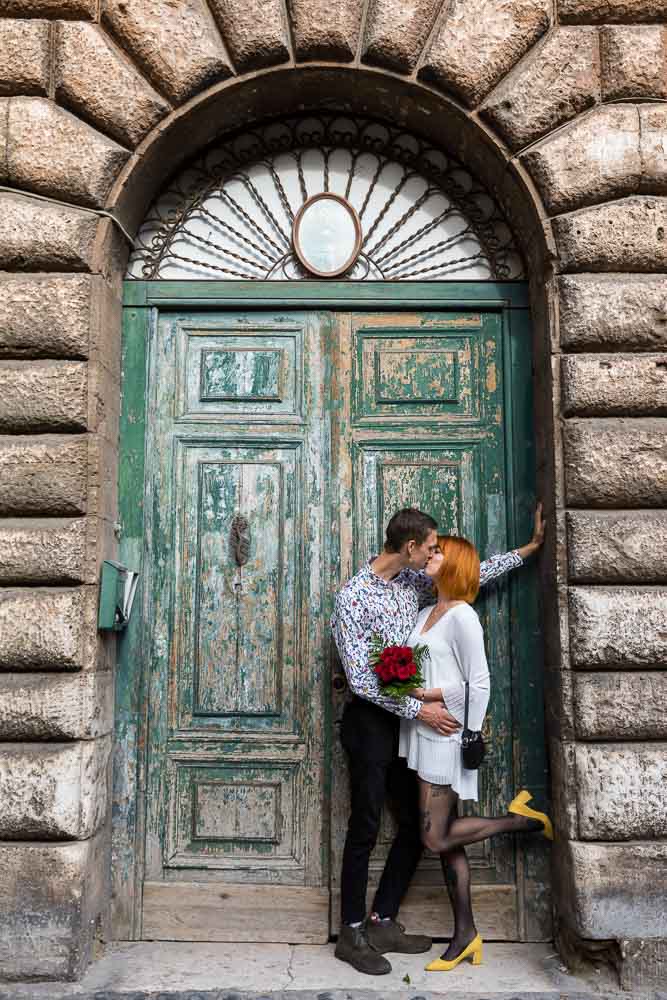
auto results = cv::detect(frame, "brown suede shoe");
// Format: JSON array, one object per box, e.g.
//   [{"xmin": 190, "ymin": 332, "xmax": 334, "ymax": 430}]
[
  {"xmin": 366, "ymin": 918, "xmax": 432, "ymax": 954},
  {"xmin": 334, "ymin": 924, "xmax": 392, "ymax": 975}
]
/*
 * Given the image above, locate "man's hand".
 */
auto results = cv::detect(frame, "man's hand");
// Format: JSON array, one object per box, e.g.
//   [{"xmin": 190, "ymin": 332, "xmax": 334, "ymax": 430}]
[
  {"xmin": 517, "ymin": 502, "xmax": 545, "ymax": 559},
  {"xmin": 417, "ymin": 702, "xmax": 461, "ymax": 736}
]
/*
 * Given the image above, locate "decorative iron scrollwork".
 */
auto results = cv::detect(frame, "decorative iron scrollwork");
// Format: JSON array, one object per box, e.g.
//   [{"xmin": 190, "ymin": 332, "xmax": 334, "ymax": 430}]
[{"xmin": 127, "ymin": 113, "xmax": 524, "ymax": 283}]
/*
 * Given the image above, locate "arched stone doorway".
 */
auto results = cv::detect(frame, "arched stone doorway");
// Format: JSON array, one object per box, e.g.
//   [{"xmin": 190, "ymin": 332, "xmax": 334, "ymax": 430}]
[
  {"xmin": 115, "ymin": 105, "xmax": 546, "ymax": 944},
  {"xmin": 1, "ymin": 3, "xmax": 665, "ymax": 986}
]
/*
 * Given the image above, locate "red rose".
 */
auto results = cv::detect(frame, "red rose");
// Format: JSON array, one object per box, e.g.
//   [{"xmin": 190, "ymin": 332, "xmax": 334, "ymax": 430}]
[
  {"xmin": 397, "ymin": 663, "xmax": 411, "ymax": 680},
  {"xmin": 376, "ymin": 663, "xmax": 390, "ymax": 683}
]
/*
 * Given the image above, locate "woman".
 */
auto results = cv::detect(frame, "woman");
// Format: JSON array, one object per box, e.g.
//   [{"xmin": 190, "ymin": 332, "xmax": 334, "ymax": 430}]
[{"xmin": 399, "ymin": 535, "xmax": 552, "ymax": 972}]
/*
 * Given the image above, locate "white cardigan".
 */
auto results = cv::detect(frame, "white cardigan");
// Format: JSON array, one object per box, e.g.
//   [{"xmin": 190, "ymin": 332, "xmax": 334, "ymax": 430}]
[{"xmin": 411, "ymin": 602, "xmax": 490, "ymax": 740}]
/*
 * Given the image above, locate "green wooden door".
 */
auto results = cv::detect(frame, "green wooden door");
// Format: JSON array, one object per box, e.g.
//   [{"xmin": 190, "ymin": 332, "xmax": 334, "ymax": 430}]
[
  {"xmin": 330, "ymin": 312, "xmax": 523, "ymax": 939},
  {"xmin": 118, "ymin": 286, "xmax": 548, "ymax": 943},
  {"xmin": 140, "ymin": 310, "xmax": 333, "ymax": 941}
]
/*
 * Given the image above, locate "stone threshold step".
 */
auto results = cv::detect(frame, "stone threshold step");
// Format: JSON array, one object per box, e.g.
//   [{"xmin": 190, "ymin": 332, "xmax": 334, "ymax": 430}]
[{"xmin": 0, "ymin": 993, "xmax": 647, "ymax": 1000}]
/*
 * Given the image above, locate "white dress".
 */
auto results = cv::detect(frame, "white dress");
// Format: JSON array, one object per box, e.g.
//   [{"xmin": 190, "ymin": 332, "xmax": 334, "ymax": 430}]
[{"xmin": 398, "ymin": 602, "xmax": 490, "ymax": 801}]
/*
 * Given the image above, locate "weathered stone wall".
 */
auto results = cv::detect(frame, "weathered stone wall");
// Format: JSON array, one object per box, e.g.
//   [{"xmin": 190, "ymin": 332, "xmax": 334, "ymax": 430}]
[{"xmin": 0, "ymin": 0, "xmax": 665, "ymax": 985}]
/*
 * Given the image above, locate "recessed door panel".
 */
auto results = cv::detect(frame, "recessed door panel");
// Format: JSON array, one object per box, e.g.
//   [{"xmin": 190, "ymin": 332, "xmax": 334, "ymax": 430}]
[
  {"xmin": 175, "ymin": 325, "xmax": 302, "ymax": 421},
  {"xmin": 353, "ymin": 321, "xmax": 484, "ymax": 424},
  {"xmin": 174, "ymin": 439, "xmax": 300, "ymax": 729}
]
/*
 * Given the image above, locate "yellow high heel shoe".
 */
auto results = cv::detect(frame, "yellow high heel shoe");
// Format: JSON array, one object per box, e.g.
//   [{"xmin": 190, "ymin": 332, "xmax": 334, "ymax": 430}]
[
  {"xmin": 425, "ymin": 933, "xmax": 483, "ymax": 971},
  {"xmin": 509, "ymin": 789, "xmax": 554, "ymax": 840}
]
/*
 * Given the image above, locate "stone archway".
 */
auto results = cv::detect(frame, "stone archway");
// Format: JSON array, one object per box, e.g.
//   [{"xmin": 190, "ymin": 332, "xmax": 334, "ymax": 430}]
[{"xmin": 0, "ymin": 2, "xmax": 666, "ymax": 987}]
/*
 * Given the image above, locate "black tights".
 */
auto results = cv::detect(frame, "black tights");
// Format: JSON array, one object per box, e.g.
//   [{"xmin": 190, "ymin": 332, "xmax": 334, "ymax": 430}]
[{"xmin": 418, "ymin": 780, "xmax": 541, "ymax": 960}]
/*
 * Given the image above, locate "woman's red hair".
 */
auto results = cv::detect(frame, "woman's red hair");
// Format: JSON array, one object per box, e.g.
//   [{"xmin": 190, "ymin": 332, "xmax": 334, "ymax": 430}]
[{"xmin": 434, "ymin": 535, "xmax": 480, "ymax": 603}]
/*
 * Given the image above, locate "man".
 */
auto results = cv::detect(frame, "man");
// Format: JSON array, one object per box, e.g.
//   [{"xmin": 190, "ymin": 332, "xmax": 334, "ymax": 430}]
[{"xmin": 331, "ymin": 506, "xmax": 545, "ymax": 974}]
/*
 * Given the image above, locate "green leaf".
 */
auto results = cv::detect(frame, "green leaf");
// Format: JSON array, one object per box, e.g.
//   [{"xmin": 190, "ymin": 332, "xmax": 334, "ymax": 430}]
[{"xmin": 402, "ymin": 974, "xmax": 411, "ymax": 985}]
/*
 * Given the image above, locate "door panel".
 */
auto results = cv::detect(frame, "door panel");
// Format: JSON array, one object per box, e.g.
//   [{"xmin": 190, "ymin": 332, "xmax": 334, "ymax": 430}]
[
  {"xmin": 141, "ymin": 311, "xmax": 331, "ymax": 942},
  {"xmin": 177, "ymin": 440, "xmax": 299, "ymax": 728},
  {"xmin": 331, "ymin": 312, "xmax": 517, "ymax": 935}
]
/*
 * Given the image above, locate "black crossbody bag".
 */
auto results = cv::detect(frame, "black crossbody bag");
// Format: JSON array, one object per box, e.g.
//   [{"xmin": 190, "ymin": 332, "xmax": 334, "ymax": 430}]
[{"xmin": 461, "ymin": 680, "xmax": 485, "ymax": 770}]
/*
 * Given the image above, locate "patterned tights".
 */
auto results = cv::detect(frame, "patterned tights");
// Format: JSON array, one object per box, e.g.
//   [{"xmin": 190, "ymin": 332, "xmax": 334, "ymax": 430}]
[{"xmin": 417, "ymin": 780, "xmax": 541, "ymax": 960}]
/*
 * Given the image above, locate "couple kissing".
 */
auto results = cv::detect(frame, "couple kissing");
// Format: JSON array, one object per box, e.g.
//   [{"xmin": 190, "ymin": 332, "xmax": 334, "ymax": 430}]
[{"xmin": 331, "ymin": 506, "xmax": 552, "ymax": 976}]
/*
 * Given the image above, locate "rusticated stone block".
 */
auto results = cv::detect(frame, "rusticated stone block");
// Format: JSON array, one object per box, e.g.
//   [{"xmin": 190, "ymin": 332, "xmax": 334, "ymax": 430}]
[
  {"xmin": 0, "ymin": 672, "xmax": 113, "ymax": 740},
  {"xmin": 601, "ymin": 26, "xmax": 667, "ymax": 102},
  {"xmin": 362, "ymin": 0, "xmax": 442, "ymax": 74},
  {"xmin": 0, "ymin": 518, "xmax": 89, "ymax": 584},
  {"xmin": 0, "ymin": 0, "xmax": 95, "ymax": 15},
  {"xmin": 6, "ymin": 98, "xmax": 129, "ymax": 210},
  {"xmin": 289, "ymin": 0, "xmax": 363, "ymax": 61},
  {"xmin": 574, "ymin": 672, "xmax": 667, "ymax": 740},
  {"xmin": 558, "ymin": 275, "xmax": 667, "ymax": 352},
  {"xmin": 0, "ymin": 435, "xmax": 87, "ymax": 515},
  {"xmin": 102, "ymin": 0, "xmax": 231, "ymax": 105},
  {"xmin": 0, "ymin": 361, "xmax": 87, "ymax": 431},
  {"xmin": 564, "ymin": 418, "xmax": 667, "ymax": 508},
  {"xmin": 553, "ymin": 197, "xmax": 667, "ymax": 273},
  {"xmin": 0, "ymin": 19, "xmax": 49, "ymax": 97},
  {"xmin": 618, "ymin": 939, "xmax": 667, "ymax": 992},
  {"xmin": 567, "ymin": 510, "xmax": 667, "ymax": 583},
  {"xmin": 55, "ymin": 23, "xmax": 170, "ymax": 149},
  {"xmin": 575, "ymin": 743, "xmax": 667, "ymax": 840},
  {"xmin": 0, "ymin": 103, "xmax": 7, "ymax": 185},
  {"xmin": 0, "ymin": 274, "xmax": 94, "ymax": 358},
  {"xmin": 559, "ymin": 0, "xmax": 667, "ymax": 24},
  {"xmin": 0, "ymin": 193, "xmax": 98, "ymax": 272},
  {"xmin": 0, "ymin": 832, "xmax": 106, "ymax": 980},
  {"xmin": 523, "ymin": 105, "xmax": 640, "ymax": 216},
  {"xmin": 0, "ymin": 587, "xmax": 97, "ymax": 671},
  {"xmin": 548, "ymin": 737, "xmax": 578, "ymax": 840},
  {"xmin": 562, "ymin": 841, "xmax": 667, "ymax": 939},
  {"xmin": 481, "ymin": 28, "xmax": 599, "ymax": 152},
  {"xmin": 561, "ymin": 354, "xmax": 667, "ymax": 417},
  {"xmin": 208, "ymin": 0, "xmax": 289, "ymax": 72},
  {"xmin": 568, "ymin": 586, "xmax": 667, "ymax": 669},
  {"xmin": 639, "ymin": 105, "xmax": 667, "ymax": 195},
  {"xmin": 419, "ymin": 0, "xmax": 550, "ymax": 107},
  {"xmin": 0, "ymin": 738, "xmax": 110, "ymax": 838}
]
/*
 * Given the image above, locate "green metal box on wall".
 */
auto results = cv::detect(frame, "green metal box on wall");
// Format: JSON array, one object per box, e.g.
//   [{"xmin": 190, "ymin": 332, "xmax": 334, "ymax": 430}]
[{"xmin": 98, "ymin": 559, "xmax": 139, "ymax": 631}]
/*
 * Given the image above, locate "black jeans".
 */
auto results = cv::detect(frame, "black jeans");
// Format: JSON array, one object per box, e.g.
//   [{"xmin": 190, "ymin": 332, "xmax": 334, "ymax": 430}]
[{"xmin": 339, "ymin": 697, "xmax": 423, "ymax": 925}]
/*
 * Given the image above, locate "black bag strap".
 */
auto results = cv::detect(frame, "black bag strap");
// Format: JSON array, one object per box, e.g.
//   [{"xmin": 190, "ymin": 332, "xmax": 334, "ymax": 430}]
[{"xmin": 464, "ymin": 680, "xmax": 470, "ymax": 730}]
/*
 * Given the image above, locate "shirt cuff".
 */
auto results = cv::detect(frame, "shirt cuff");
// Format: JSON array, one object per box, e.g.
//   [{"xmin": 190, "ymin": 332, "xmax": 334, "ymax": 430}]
[{"xmin": 404, "ymin": 696, "xmax": 422, "ymax": 719}]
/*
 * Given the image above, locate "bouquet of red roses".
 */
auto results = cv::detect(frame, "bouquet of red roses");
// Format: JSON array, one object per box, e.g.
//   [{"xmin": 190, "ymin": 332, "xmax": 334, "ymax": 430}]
[{"xmin": 369, "ymin": 633, "xmax": 429, "ymax": 699}]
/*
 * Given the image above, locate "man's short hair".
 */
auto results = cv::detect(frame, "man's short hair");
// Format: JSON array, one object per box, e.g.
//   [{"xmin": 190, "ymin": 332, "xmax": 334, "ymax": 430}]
[{"xmin": 385, "ymin": 508, "xmax": 438, "ymax": 553}]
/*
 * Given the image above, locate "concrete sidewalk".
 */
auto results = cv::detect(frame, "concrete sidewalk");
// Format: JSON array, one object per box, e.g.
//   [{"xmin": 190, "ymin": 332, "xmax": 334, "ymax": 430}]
[{"xmin": 1, "ymin": 941, "xmax": 654, "ymax": 1000}]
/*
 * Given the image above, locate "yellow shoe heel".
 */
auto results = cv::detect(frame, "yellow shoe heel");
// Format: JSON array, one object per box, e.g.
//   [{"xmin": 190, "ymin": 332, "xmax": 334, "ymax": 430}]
[
  {"xmin": 425, "ymin": 933, "xmax": 483, "ymax": 972},
  {"xmin": 508, "ymin": 788, "xmax": 554, "ymax": 841},
  {"xmin": 509, "ymin": 789, "xmax": 532, "ymax": 810}
]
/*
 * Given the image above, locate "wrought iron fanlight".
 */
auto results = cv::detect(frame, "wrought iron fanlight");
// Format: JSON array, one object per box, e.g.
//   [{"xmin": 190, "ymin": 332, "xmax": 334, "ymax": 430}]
[{"xmin": 127, "ymin": 114, "xmax": 524, "ymax": 282}]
